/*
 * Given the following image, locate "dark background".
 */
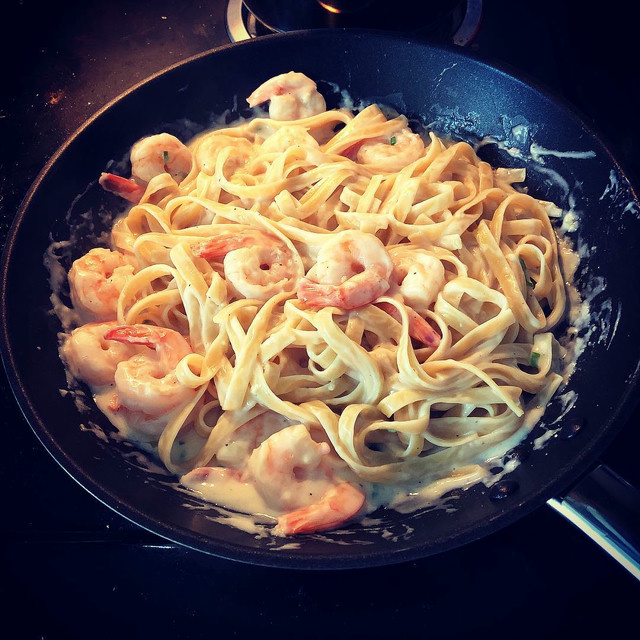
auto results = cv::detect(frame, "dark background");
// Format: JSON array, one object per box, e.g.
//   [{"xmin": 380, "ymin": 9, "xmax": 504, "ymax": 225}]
[{"xmin": 1, "ymin": 1, "xmax": 638, "ymax": 638}]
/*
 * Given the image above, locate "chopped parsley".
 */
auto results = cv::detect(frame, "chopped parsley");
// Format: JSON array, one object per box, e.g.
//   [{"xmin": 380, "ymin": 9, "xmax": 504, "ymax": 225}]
[
  {"xmin": 163, "ymin": 150, "xmax": 169, "ymax": 164},
  {"xmin": 519, "ymin": 257, "xmax": 534, "ymax": 288},
  {"xmin": 529, "ymin": 352, "xmax": 540, "ymax": 368},
  {"xmin": 390, "ymin": 135, "xmax": 397, "ymax": 145},
  {"xmin": 370, "ymin": 483, "xmax": 382, "ymax": 500}
]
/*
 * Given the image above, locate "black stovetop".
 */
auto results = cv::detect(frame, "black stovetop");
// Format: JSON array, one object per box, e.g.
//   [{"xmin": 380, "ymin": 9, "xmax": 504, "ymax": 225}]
[{"xmin": 1, "ymin": 1, "xmax": 639, "ymax": 637}]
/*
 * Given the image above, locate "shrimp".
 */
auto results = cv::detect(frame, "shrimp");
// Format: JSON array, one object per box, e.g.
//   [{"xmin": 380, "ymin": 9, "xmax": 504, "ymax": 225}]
[
  {"xmin": 193, "ymin": 230, "xmax": 280, "ymax": 261},
  {"xmin": 245, "ymin": 423, "xmax": 365, "ymax": 534},
  {"xmin": 356, "ymin": 128, "xmax": 425, "ymax": 172},
  {"xmin": 389, "ymin": 248, "xmax": 445, "ymax": 314},
  {"xmin": 375, "ymin": 248, "xmax": 445, "ymax": 346},
  {"xmin": 375, "ymin": 302, "xmax": 440, "ymax": 347},
  {"xmin": 104, "ymin": 324, "xmax": 196, "ymax": 417},
  {"xmin": 246, "ymin": 71, "xmax": 326, "ymax": 121},
  {"xmin": 129, "ymin": 133, "xmax": 192, "ymax": 184},
  {"xmin": 215, "ymin": 411, "xmax": 292, "ymax": 468},
  {"xmin": 260, "ymin": 125, "xmax": 320, "ymax": 154},
  {"xmin": 182, "ymin": 466, "xmax": 242, "ymax": 484},
  {"xmin": 61, "ymin": 321, "xmax": 141, "ymax": 386},
  {"xmin": 297, "ymin": 230, "xmax": 393, "ymax": 309},
  {"xmin": 192, "ymin": 133, "xmax": 253, "ymax": 177},
  {"xmin": 68, "ymin": 247, "xmax": 136, "ymax": 322},
  {"xmin": 99, "ymin": 133, "xmax": 193, "ymax": 203},
  {"xmin": 98, "ymin": 174, "xmax": 146, "ymax": 204},
  {"xmin": 275, "ymin": 482, "xmax": 366, "ymax": 536},
  {"xmin": 194, "ymin": 230, "xmax": 298, "ymax": 301},
  {"xmin": 246, "ymin": 424, "xmax": 331, "ymax": 511}
]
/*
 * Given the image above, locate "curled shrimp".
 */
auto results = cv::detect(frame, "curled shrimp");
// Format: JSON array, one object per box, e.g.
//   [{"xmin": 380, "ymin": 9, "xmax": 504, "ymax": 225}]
[
  {"xmin": 246, "ymin": 71, "xmax": 326, "ymax": 121},
  {"xmin": 194, "ymin": 230, "xmax": 298, "ymax": 301},
  {"xmin": 356, "ymin": 128, "xmax": 425, "ymax": 172},
  {"xmin": 246, "ymin": 424, "xmax": 331, "ymax": 511},
  {"xmin": 297, "ymin": 230, "xmax": 393, "ymax": 309},
  {"xmin": 99, "ymin": 133, "xmax": 192, "ymax": 203},
  {"xmin": 129, "ymin": 133, "xmax": 192, "ymax": 184},
  {"xmin": 68, "ymin": 247, "xmax": 136, "ymax": 322},
  {"xmin": 61, "ymin": 321, "xmax": 141, "ymax": 386},
  {"xmin": 245, "ymin": 423, "xmax": 365, "ymax": 534},
  {"xmin": 374, "ymin": 248, "xmax": 445, "ymax": 346},
  {"xmin": 389, "ymin": 247, "xmax": 445, "ymax": 314},
  {"xmin": 105, "ymin": 324, "xmax": 196, "ymax": 417}
]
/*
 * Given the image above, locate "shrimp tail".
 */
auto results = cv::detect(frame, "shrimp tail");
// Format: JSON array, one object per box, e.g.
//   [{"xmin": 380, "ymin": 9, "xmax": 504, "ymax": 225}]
[
  {"xmin": 182, "ymin": 466, "xmax": 242, "ymax": 484},
  {"xmin": 247, "ymin": 83, "xmax": 280, "ymax": 108},
  {"xmin": 275, "ymin": 483, "xmax": 365, "ymax": 536},
  {"xmin": 247, "ymin": 73, "xmax": 300, "ymax": 107},
  {"xmin": 104, "ymin": 324, "xmax": 164, "ymax": 349},
  {"xmin": 99, "ymin": 172, "xmax": 145, "ymax": 204},
  {"xmin": 297, "ymin": 279, "xmax": 343, "ymax": 308},
  {"xmin": 376, "ymin": 302, "xmax": 441, "ymax": 347},
  {"xmin": 298, "ymin": 278, "xmax": 385, "ymax": 310},
  {"xmin": 338, "ymin": 140, "xmax": 366, "ymax": 161},
  {"xmin": 193, "ymin": 235, "xmax": 254, "ymax": 261}
]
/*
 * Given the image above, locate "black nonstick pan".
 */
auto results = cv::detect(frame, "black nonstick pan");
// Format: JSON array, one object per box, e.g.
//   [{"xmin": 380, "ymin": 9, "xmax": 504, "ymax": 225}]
[{"xmin": 1, "ymin": 29, "xmax": 639, "ymax": 572}]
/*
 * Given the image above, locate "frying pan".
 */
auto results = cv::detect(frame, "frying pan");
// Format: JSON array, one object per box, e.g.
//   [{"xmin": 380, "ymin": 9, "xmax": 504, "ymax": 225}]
[{"xmin": 1, "ymin": 29, "xmax": 639, "ymax": 572}]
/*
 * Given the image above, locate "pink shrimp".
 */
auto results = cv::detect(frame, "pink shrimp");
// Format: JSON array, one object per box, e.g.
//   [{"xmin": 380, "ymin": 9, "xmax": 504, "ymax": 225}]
[
  {"xmin": 99, "ymin": 133, "xmax": 192, "ymax": 203},
  {"xmin": 388, "ymin": 247, "xmax": 446, "ymax": 314},
  {"xmin": 181, "ymin": 466, "xmax": 242, "ymax": 484},
  {"xmin": 61, "ymin": 321, "xmax": 141, "ymax": 387},
  {"xmin": 372, "ymin": 247, "xmax": 445, "ymax": 346},
  {"xmin": 275, "ymin": 482, "xmax": 366, "ymax": 536},
  {"xmin": 338, "ymin": 127, "xmax": 424, "ymax": 172},
  {"xmin": 68, "ymin": 247, "xmax": 136, "ymax": 322},
  {"xmin": 192, "ymin": 229, "xmax": 280, "ymax": 261},
  {"xmin": 194, "ymin": 230, "xmax": 298, "ymax": 301},
  {"xmin": 246, "ymin": 424, "xmax": 331, "ymax": 511},
  {"xmin": 297, "ymin": 230, "xmax": 393, "ymax": 310},
  {"xmin": 355, "ymin": 128, "xmax": 425, "ymax": 172},
  {"xmin": 215, "ymin": 411, "xmax": 292, "ymax": 469},
  {"xmin": 98, "ymin": 174, "xmax": 146, "ymax": 203},
  {"xmin": 104, "ymin": 324, "xmax": 196, "ymax": 417},
  {"xmin": 338, "ymin": 140, "xmax": 366, "ymax": 161},
  {"xmin": 245, "ymin": 423, "xmax": 366, "ymax": 535},
  {"xmin": 375, "ymin": 301, "xmax": 441, "ymax": 347},
  {"xmin": 246, "ymin": 71, "xmax": 326, "ymax": 121}
]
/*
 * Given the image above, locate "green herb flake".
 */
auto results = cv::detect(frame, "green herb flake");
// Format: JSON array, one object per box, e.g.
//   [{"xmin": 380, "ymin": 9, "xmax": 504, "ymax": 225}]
[
  {"xmin": 529, "ymin": 352, "xmax": 541, "ymax": 368},
  {"xmin": 162, "ymin": 150, "xmax": 169, "ymax": 164},
  {"xmin": 390, "ymin": 136, "xmax": 397, "ymax": 146},
  {"xmin": 519, "ymin": 257, "xmax": 534, "ymax": 288}
]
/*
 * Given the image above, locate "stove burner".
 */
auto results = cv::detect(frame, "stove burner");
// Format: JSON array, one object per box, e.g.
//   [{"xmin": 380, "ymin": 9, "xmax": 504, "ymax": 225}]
[{"xmin": 226, "ymin": 0, "xmax": 482, "ymax": 45}]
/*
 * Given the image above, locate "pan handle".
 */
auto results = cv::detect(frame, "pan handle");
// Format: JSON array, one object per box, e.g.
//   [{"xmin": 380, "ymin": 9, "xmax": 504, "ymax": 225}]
[{"xmin": 547, "ymin": 464, "xmax": 640, "ymax": 580}]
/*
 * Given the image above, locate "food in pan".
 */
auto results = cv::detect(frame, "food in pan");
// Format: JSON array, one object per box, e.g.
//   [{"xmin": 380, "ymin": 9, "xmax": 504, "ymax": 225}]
[{"xmin": 60, "ymin": 71, "xmax": 574, "ymax": 535}]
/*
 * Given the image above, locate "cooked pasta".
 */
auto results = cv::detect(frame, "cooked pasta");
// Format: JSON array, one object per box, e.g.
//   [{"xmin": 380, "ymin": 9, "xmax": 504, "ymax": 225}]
[{"xmin": 61, "ymin": 72, "xmax": 571, "ymax": 536}]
